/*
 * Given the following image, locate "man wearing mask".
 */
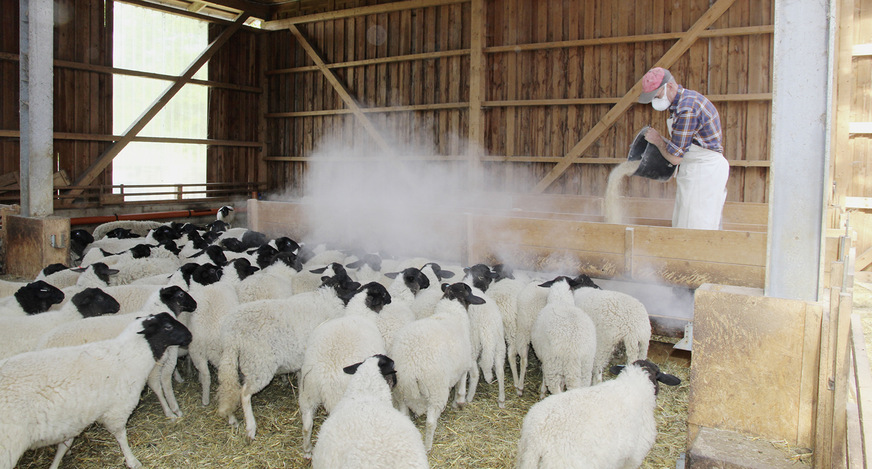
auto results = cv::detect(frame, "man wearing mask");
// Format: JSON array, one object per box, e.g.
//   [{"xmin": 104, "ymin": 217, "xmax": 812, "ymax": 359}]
[{"xmin": 637, "ymin": 67, "xmax": 729, "ymax": 230}]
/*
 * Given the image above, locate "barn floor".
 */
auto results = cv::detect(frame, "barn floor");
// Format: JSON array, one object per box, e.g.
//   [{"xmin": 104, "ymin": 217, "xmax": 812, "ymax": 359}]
[{"xmin": 13, "ymin": 350, "xmax": 691, "ymax": 468}]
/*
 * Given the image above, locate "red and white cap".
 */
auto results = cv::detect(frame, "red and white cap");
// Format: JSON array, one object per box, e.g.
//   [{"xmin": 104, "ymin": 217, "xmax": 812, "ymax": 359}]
[{"xmin": 638, "ymin": 67, "xmax": 672, "ymax": 104}]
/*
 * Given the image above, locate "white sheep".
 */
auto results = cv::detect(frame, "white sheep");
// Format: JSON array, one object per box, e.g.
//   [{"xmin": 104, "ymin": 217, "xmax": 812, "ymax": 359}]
[
  {"xmin": 573, "ymin": 280, "xmax": 652, "ymax": 384},
  {"xmin": 459, "ymin": 264, "xmax": 506, "ymax": 407},
  {"xmin": 485, "ymin": 263, "xmax": 529, "ymax": 396},
  {"xmin": 514, "ymin": 359, "xmax": 681, "ymax": 469},
  {"xmin": 34, "ymin": 286, "xmax": 198, "ymax": 420},
  {"xmin": 0, "ymin": 287, "xmax": 121, "ymax": 360},
  {"xmin": 235, "ymin": 252, "xmax": 300, "ymax": 302},
  {"xmin": 216, "ymin": 273, "xmax": 357, "ymax": 439},
  {"xmin": 0, "ymin": 312, "xmax": 192, "ymax": 469},
  {"xmin": 184, "ymin": 279, "xmax": 240, "ymax": 406},
  {"xmin": 530, "ymin": 276, "xmax": 597, "ymax": 397},
  {"xmin": 311, "ymin": 354, "xmax": 429, "ymax": 469},
  {"xmin": 376, "ymin": 268, "xmax": 428, "ymax": 350},
  {"xmin": 409, "ymin": 262, "xmax": 457, "ymax": 320},
  {"xmin": 390, "ymin": 282, "xmax": 481, "ymax": 451},
  {"xmin": 298, "ymin": 282, "xmax": 390, "ymax": 457},
  {"xmin": 513, "ymin": 278, "xmax": 551, "ymax": 396},
  {"xmin": 90, "ymin": 219, "xmax": 165, "ymax": 240},
  {"xmin": 108, "ymin": 257, "xmax": 181, "ymax": 286},
  {"xmin": 0, "ymin": 280, "xmax": 65, "ymax": 317},
  {"xmin": 291, "ymin": 261, "xmax": 346, "ymax": 294}
]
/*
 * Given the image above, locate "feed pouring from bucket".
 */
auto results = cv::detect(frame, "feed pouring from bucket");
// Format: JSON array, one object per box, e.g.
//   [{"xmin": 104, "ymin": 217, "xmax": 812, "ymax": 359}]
[{"xmin": 627, "ymin": 126, "xmax": 676, "ymax": 181}]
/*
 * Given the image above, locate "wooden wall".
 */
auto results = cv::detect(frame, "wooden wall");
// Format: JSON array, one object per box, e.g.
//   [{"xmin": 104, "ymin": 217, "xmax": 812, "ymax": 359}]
[
  {"xmin": 264, "ymin": 0, "xmax": 774, "ymax": 203},
  {"xmin": 0, "ymin": 0, "xmax": 113, "ymax": 187},
  {"xmin": 207, "ymin": 25, "xmax": 264, "ymax": 189}
]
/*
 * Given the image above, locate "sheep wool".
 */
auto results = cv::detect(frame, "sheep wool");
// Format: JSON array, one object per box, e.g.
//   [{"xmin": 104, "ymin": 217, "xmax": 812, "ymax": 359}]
[
  {"xmin": 311, "ymin": 354, "xmax": 429, "ymax": 469},
  {"xmin": 515, "ymin": 359, "xmax": 680, "ymax": 469},
  {"xmin": 574, "ymin": 285, "xmax": 652, "ymax": 383},
  {"xmin": 0, "ymin": 313, "xmax": 192, "ymax": 469},
  {"xmin": 390, "ymin": 282, "xmax": 481, "ymax": 451},
  {"xmin": 530, "ymin": 277, "xmax": 597, "ymax": 397},
  {"xmin": 298, "ymin": 282, "xmax": 389, "ymax": 457}
]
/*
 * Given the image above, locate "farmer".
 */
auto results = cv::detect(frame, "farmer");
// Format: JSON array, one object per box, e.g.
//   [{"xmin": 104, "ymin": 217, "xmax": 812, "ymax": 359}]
[{"xmin": 637, "ymin": 67, "xmax": 729, "ymax": 230}]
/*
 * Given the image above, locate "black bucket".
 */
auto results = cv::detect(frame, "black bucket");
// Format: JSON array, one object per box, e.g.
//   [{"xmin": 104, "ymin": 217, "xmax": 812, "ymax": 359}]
[{"xmin": 627, "ymin": 126, "xmax": 676, "ymax": 181}]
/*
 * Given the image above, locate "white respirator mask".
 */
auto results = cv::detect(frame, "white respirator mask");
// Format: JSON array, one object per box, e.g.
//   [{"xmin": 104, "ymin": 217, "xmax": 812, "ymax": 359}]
[{"xmin": 651, "ymin": 85, "xmax": 671, "ymax": 111}]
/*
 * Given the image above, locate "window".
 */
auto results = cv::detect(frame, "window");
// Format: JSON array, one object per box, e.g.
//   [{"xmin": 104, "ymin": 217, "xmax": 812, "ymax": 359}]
[{"xmin": 112, "ymin": 2, "xmax": 207, "ymax": 201}]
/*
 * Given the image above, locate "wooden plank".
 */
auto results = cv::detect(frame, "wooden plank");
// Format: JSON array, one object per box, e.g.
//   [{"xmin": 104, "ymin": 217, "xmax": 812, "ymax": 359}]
[
  {"xmin": 287, "ymin": 23, "xmax": 392, "ymax": 154},
  {"xmin": 482, "ymin": 25, "xmax": 774, "ymax": 53},
  {"xmin": 815, "ymin": 287, "xmax": 837, "ymax": 469},
  {"xmin": 532, "ymin": 0, "xmax": 739, "ymax": 193},
  {"xmin": 468, "ymin": 0, "xmax": 485, "ymax": 185},
  {"xmin": 71, "ymin": 13, "xmax": 250, "ymax": 190},
  {"xmin": 851, "ymin": 313, "xmax": 872, "ymax": 467},
  {"xmin": 832, "ymin": 291, "xmax": 854, "ymax": 466},
  {"xmin": 631, "ymin": 224, "xmax": 766, "ymax": 266},
  {"xmin": 264, "ymin": 0, "xmax": 467, "ymax": 29}
]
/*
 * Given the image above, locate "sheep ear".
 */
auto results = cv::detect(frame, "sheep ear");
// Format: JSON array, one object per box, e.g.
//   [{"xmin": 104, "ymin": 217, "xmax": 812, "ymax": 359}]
[
  {"xmin": 346, "ymin": 259, "xmax": 364, "ymax": 269},
  {"xmin": 440, "ymin": 270, "xmax": 456, "ymax": 279},
  {"xmin": 468, "ymin": 294, "xmax": 486, "ymax": 305},
  {"xmin": 310, "ymin": 266, "xmax": 328, "ymax": 274},
  {"xmin": 609, "ymin": 365, "xmax": 626, "ymax": 375},
  {"xmin": 656, "ymin": 372, "xmax": 681, "ymax": 386},
  {"xmin": 538, "ymin": 280, "xmax": 554, "ymax": 288},
  {"xmin": 384, "ymin": 271, "xmax": 399, "ymax": 279},
  {"xmin": 343, "ymin": 361, "xmax": 363, "ymax": 375},
  {"xmin": 107, "ymin": 268, "xmax": 119, "ymax": 276}
]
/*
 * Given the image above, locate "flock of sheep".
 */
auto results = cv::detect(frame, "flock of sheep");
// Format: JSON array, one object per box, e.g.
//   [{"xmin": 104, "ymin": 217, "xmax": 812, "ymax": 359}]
[{"xmin": 0, "ymin": 209, "xmax": 682, "ymax": 469}]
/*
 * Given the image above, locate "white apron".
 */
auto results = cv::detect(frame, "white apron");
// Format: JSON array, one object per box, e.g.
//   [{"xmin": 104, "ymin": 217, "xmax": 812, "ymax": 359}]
[{"xmin": 667, "ymin": 118, "xmax": 730, "ymax": 230}]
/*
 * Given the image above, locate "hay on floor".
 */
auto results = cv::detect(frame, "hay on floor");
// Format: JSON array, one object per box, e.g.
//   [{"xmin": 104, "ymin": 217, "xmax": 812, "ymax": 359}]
[{"xmin": 15, "ymin": 351, "xmax": 691, "ymax": 469}]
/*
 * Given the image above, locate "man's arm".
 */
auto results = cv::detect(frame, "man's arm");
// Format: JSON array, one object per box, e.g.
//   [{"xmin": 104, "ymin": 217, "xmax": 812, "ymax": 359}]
[{"xmin": 644, "ymin": 128, "xmax": 682, "ymax": 165}]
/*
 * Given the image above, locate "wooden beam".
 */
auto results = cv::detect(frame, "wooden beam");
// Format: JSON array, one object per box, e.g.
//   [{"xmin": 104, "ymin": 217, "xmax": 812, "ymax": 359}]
[
  {"xmin": 833, "ymin": 0, "xmax": 855, "ymax": 228},
  {"xmin": 265, "ymin": 0, "xmax": 467, "ymax": 29},
  {"xmin": 263, "ymin": 154, "xmax": 768, "ymax": 167},
  {"xmin": 468, "ymin": 0, "xmax": 486, "ymax": 183},
  {"xmin": 0, "ymin": 52, "xmax": 262, "ymax": 93},
  {"xmin": 267, "ymin": 49, "xmax": 470, "ymax": 74},
  {"xmin": 532, "ymin": 0, "xmax": 738, "ymax": 193},
  {"xmin": 287, "ymin": 24, "xmax": 392, "ymax": 154},
  {"xmin": 484, "ymin": 25, "xmax": 773, "ymax": 53},
  {"xmin": 0, "ymin": 130, "xmax": 260, "ymax": 147},
  {"xmin": 71, "ymin": 12, "xmax": 250, "ymax": 191}
]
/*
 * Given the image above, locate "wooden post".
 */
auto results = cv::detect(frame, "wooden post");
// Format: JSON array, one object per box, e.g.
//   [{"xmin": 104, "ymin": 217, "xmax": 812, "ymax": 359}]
[
  {"xmin": 467, "ymin": 0, "xmax": 485, "ymax": 187},
  {"xmin": 5, "ymin": 215, "xmax": 69, "ymax": 279}
]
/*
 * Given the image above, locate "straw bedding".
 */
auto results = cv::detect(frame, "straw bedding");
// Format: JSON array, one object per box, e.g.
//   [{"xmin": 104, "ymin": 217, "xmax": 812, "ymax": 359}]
[{"xmin": 13, "ymin": 350, "xmax": 690, "ymax": 469}]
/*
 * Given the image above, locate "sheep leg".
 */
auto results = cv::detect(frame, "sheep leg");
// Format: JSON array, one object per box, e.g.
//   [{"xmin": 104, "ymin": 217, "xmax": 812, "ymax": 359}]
[
  {"xmin": 241, "ymin": 390, "xmax": 258, "ymax": 440},
  {"xmin": 465, "ymin": 364, "xmax": 480, "ymax": 405},
  {"xmin": 495, "ymin": 354, "xmax": 506, "ymax": 409},
  {"xmin": 189, "ymin": 352, "xmax": 211, "ymax": 406},
  {"xmin": 299, "ymin": 378, "xmax": 319, "ymax": 459},
  {"xmin": 423, "ymin": 406, "xmax": 440, "ymax": 452},
  {"xmin": 455, "ymin": 370, "xmax": 470, "ymax": 408},
  {"xmin": 538, "ymin": 378, "xmax": 547, "ymax": 399},
  {"xmin": 106, "ymin": 425, "xmax": 143, "ymax": 469},
  {"xmin": 159, "ymin": 346, "xmax": 182, "ymax": 417},
  {"xmin": 518, "ymin": 343, "xmax": 529, "ymax": 396},
  {"xmin": 146, "ymin": 365, "xmax": 174, "ymax": 419},
  {"xmin": 506, "ymin": 341, "xmax": 520, "ymax": 396},
  {"xmin": 48, "ymin": 438, "xmax": 74, "ymax": 469}
]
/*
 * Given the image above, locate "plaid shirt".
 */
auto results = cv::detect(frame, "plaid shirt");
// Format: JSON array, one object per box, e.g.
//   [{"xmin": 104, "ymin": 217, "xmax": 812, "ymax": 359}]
[{"xmin": 665, "ymin": 86, "xmax": 723, "ymax": 157}]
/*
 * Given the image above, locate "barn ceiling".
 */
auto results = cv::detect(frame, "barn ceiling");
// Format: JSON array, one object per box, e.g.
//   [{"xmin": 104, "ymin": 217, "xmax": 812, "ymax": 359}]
[{"xmin": 127, "ymin": 0, "xmax": 398, "ymax": 23}]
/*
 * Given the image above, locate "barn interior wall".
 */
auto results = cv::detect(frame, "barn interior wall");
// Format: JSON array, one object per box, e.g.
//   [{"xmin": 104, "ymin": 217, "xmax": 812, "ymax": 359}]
[
  {"xmin": 264, "ymin": 0, "xmax": 774, "ymax": 204},
  {"xmin": 0, "ymin": 0, "xmax": 114, "ymax": 195}
]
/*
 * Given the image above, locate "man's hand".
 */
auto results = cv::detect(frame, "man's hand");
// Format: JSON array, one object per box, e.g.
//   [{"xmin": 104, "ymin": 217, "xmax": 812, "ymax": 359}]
[{"xmin": 643, "ymin": 127, "xmax": 681, "ymax": 165}]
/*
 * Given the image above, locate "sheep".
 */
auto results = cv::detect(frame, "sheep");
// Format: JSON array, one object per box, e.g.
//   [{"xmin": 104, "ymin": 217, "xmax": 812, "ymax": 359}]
[
  {"xmin": 91, "ymin": 219, "xmax": 164, "ymax": 240},
  {"xmin": 485, "ymin": 263, "xmax": 529, "ymax": 396},
  {"xmin": 34, "ymin": 264, "xmax": 85, "ymax": 290},
  {"xmin": 216, "ymin": 273, "xmax": 359, "ymax": 439},
  {"xmin": 530, "ymin": 276, "xmax": 597, "ymax": 397},
  {"xmin": 183, "ymin": 276, "xmax": 240, "ymax": 406},
  {"xmin": 298, "ymin": 282, "xmax": 390, "ymax": 457},
  {"xmin": 514, "ymin": 359, "xmax": 681, "ymax": 469},
  {"xmin": 390, "ymin": 282, "xmax": 481, "ymax": 451},
  {"xmin": 292, "ymin": 261, "xmax": 346, "ymax": 294},
  {"xmin": 377, "ymin": 268, "xmax": 429, "ymax": 350},
  {"xmin": 0, "ymin": 312, "xmax": 192, "ymax": 469},
  {"xmin": 345, "ymin": 253, "xmax": 390, "ymax": 286},
  {"xmin": 235, "ymin": 252, "xmax": 300, "ymax": 303},
  {"xmin": 573, "ymin": 278, "xmax": 652, "ymax": 384},
  {"xmin": 51, "ymin": 262, "xmax": 120, "ymax": 309},
  {"xmin": 410, "ymin": 262, "xmax": 457, "ymax": 319},
  {"xmin": 310, "ymin": 354, "xmax": 429, "ymax": 469},
  {"xmin": 0, "ymin": 287, "xmax": 121, "ymax": 360},
  {"xmin": 461, "ymin": 264, "xmax": 506, "ymax": 408},
  {"xmin": 109, "ymin": 257, "xmax": 182, "ymax": 285},
  {"xmin": 513, "ymin": 276, "xmax": 553, "ymax": 396},
  {"xmin": 69, "ymin": 229, "xmax": 95, "ymax": 263},
  {"xmin": 217, "ymin": 205, "xmax": 235, "ymax": 226},
  {"xmin": 0, "ymin": 280, "xmax": 65, "ymax": 317},
  {"xmin": 34, "ymin": 286, "xmax": 198, "ymax": 420}
]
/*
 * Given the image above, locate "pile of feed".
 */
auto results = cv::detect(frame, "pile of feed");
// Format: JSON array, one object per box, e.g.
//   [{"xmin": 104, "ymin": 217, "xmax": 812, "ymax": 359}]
[{"xmin": 14, "ymin": 352, "xmax": 690, "ymax": 468}]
